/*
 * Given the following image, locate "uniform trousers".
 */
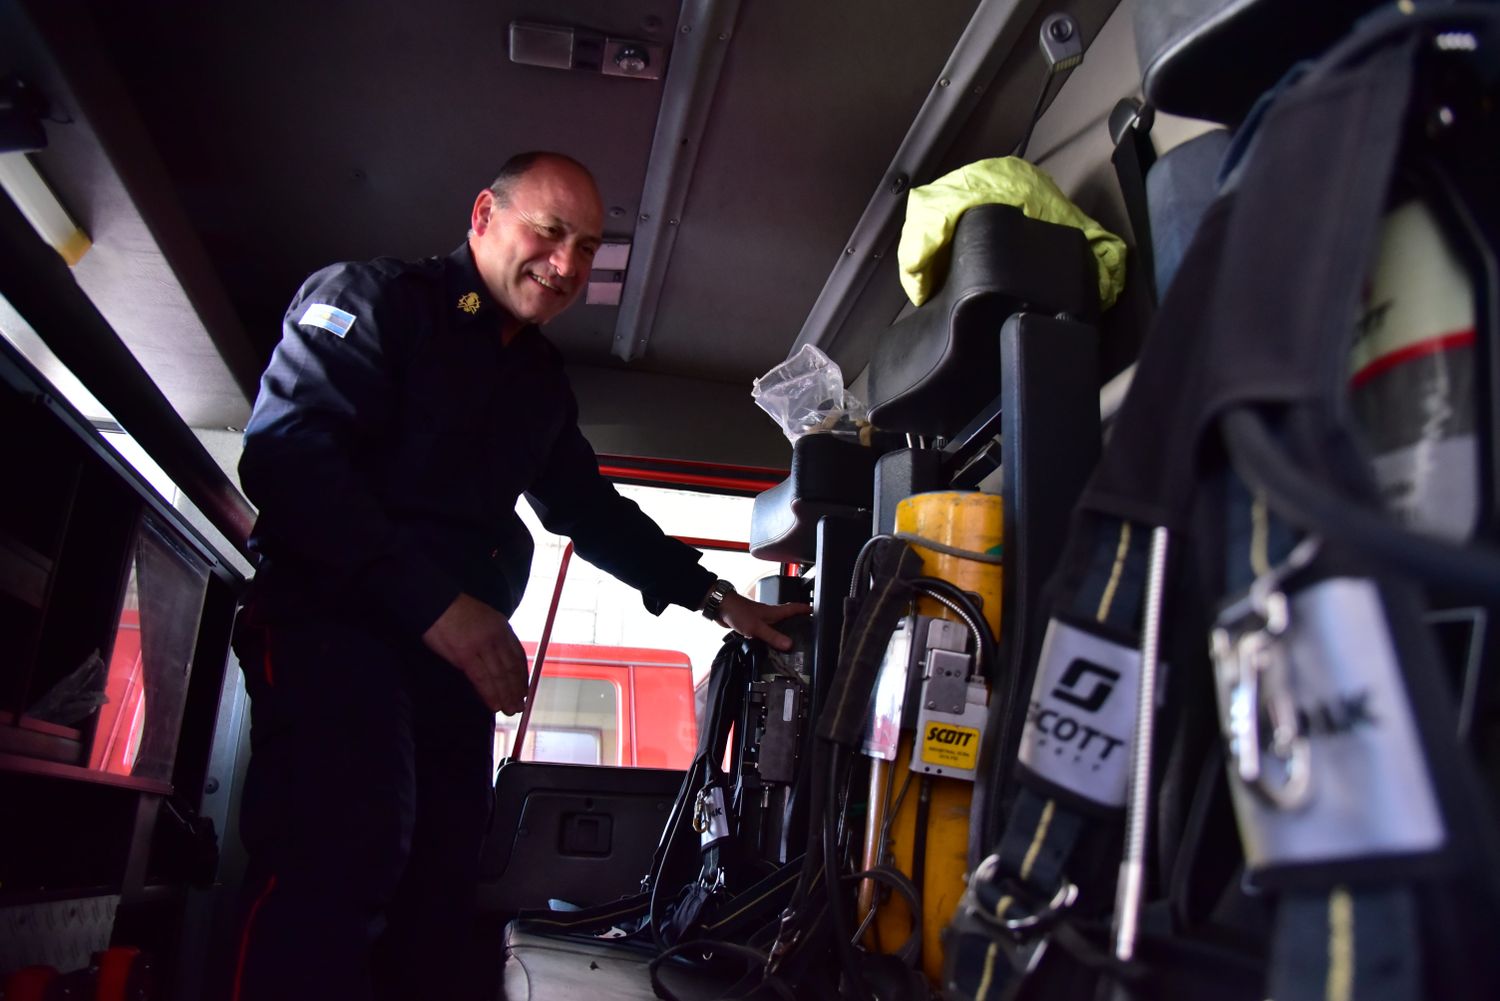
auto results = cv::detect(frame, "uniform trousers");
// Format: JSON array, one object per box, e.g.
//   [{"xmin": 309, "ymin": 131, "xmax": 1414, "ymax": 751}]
[{"xmin": 230, "ymin": 613, "xmax": 495, "ymax": 1001}]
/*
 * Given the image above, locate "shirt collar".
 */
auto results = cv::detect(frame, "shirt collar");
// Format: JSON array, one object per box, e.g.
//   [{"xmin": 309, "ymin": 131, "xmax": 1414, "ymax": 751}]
[{"xmin": 445, "ymin": 242, "xmax": 507, "ymax": 329}]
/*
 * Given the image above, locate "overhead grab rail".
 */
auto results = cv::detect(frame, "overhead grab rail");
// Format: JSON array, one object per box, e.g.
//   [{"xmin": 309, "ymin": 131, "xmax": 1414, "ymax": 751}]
[{"xmin": 611, "ymin": 0, "xmax": 742, "ymax": 362}]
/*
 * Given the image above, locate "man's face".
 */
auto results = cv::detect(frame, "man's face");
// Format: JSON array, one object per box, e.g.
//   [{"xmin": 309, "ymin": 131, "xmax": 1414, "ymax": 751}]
[{"xmin": 469, "ymin": 159, "xmax": 604, "ymax": 328}]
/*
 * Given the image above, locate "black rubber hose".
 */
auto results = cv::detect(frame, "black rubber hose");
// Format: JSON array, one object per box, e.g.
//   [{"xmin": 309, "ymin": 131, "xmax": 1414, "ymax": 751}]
[
  {"xmin": 649, "ymin": 939, "xmax": 795, "ymax": 1001},
  {"xmin": 911, "ymin": 575, "xmax": 1010, "ymax": 862},
  {"xmin": 911, "ymin": 776, "xmax": 933, "ymax": 909},
  {"xmin": 1221, "ymin": 407, "xmax": 1500, "ymax": 604},
  {"xmin": 788, "ymin": 735, "xmax": 828, "ymax": 916},
  {"xmin": 911, "ymin": 579, "xmax": 996, "ymax": 677},
  {"xmin": 825, "ymin": 751, "xmax": 874, "ymax": 1001}
]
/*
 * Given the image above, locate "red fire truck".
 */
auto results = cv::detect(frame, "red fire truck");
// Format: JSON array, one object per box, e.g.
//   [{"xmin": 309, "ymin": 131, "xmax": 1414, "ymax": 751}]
[{"xmin": 494, "ymin": 641, "xmax": 697, "ymax": 770}]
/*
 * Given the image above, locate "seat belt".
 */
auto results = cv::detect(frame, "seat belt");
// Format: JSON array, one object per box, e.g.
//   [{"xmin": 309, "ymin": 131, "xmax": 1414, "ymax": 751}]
[{"xmin": 1108, "ymin": 97, "xmax": 1158, "ymax": 305}]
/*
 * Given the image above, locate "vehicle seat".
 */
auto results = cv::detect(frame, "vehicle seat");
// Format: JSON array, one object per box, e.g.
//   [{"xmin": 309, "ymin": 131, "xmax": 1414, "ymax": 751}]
[
  {"xmin": 501, "ymin": 925, "xmax": 732, "ymax": 1001},
  {"xmin": 1136, "ymin": 0, "xmax": 1385, "ymax": 125},
  {"xmin": 748, "ymin": 431, "xmax": 876, "ymax": 563},
  {"xmin": 865, "ymin": 202, "xmax": 1100, "ymax": 439},
  {"xmin": 1146, "ymin": 128, "xmax": 1231, "ymax": 297}
]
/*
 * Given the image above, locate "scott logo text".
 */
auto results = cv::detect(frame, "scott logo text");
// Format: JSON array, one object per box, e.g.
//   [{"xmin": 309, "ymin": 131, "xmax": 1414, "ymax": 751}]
[
  {"xmin": 1027, "ymin": 701, "xmax": 1126, "ymax": 763},
  {"xmin": 926, "ymin": 725, "xmax": 976, "ymax": 747}
]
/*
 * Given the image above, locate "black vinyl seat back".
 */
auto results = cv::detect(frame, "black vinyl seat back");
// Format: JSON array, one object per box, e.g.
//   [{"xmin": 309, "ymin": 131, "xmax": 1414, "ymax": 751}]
[
  {"xmin": 866, "ymin": 203, "xmax": 1099, "ymax": 439},
  {"xmin": 1136, "ymin": 0, "xmax": 1384, "ymax": 124},
  {"xmin": 748, "ymin": 432, "xmax": 876, "ymax": 563}
]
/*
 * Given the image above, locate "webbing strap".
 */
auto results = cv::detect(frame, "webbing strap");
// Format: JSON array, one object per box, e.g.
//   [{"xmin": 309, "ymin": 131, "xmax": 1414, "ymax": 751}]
[
  {"xmin": 975, "ymin": 789, "xmax": 1085, "ymax": 924},
  {"xmin": 1267, "ymin": 889, "xmax": 1418, "ymax": 1001},
  {"xmin": 696, "ymin": 856, "xmax": 807, "ymax": 940},
  {"xmin": 515, "ymin": 859, "xmax": 806, "ymax": 941},
  {"xmin": 1075, "ymin": 518, "xmax": 1151, "ymax": 633},
  {"xmin": 1109, "ymin": 99, "xmax": 1158, "ymax": 305},
  {"xmin": 949, "ymin": 515, "xmax": 1150, "ymax": 1000},
  {"xmin": 1226, "ymin": 483, "xmax": 1424, "ymax": 1001},
  {"xmin": 516, "ymin": 890, "xmax": 652, "ymax": 934},
  {"xmin": 647, "ymin": 637, "xmax": 742, "ymax": 889},
  {"xmin": 966, "ymin": 10, "xmax": 1500, "ymax": 994},
  {"xmin": 952, "ymin": 796, "xmax": 1093, "ymax": 999},
  {"xmin": 817, "ymin": 539, "xmax": 924, "ymax": 747}
]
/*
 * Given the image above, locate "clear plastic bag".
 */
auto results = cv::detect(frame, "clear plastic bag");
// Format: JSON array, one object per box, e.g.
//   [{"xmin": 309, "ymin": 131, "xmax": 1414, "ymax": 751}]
[{"xmin": 751, "ymin": 344, "xmax": 868, "ymax": 444}]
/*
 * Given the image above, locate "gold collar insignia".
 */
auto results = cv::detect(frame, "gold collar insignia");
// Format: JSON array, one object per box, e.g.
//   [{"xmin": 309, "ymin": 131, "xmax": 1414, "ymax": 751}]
[{"xmin": 457, "ymin": 291, "xmax": 482, "ymax": 315}]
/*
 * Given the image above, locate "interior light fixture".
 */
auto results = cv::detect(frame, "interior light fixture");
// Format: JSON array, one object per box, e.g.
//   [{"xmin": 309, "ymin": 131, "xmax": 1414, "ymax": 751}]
[
  {"xmin": 509, "ymin": 21, "xmax": 664, "ymax": 81},
  {"xmin": 0, "ymin": 153, "xmax": 91, "ymax": 266},
  {"xmin": 586, "ymin": 241, "xmax": 631, "ymax": 306}
]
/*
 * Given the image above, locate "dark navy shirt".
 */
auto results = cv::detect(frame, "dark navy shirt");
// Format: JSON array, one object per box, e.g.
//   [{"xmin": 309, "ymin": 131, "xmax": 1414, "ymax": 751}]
[{"xmin": 240, "ymin": 244, "xmax": 714, "ymax": 636}]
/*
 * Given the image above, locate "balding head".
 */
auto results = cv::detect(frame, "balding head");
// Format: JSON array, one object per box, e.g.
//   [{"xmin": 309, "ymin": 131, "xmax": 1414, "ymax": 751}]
[
  {"xmin": 467, "ymin": 152, "xmax": 604, "ymax": 338},
  {"xmin": 487, "ymin": 151, "xmax": 598, "ymax": 207}
]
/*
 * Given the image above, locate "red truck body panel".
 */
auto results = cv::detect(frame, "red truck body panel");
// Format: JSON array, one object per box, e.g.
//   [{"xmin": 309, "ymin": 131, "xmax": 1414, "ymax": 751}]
[{"xmin": 496, "ymin": 641, "xmax": 697, "ymax": 769}]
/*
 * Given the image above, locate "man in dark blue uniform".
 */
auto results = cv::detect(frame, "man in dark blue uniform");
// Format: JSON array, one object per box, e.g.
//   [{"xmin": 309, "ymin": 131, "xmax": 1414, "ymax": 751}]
[{"xmin": 230, "ymin": 152, "xmax": 808, "ymax": 1000}]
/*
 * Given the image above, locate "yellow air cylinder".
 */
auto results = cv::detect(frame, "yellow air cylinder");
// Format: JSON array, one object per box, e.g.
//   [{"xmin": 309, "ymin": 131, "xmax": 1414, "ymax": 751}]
[{"xmin": 874, "ymin": 491, "xmax": 1002, "ymax": 985}]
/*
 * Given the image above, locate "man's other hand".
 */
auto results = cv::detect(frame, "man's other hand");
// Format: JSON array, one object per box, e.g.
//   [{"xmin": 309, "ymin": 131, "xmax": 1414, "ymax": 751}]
[
  {"xmin": 716, "ymin": 593, "xmax": 814, "ymax": 652},
  {"xmin": 422, "ymin": 594, "xmax": 529, "ymax": 715}
]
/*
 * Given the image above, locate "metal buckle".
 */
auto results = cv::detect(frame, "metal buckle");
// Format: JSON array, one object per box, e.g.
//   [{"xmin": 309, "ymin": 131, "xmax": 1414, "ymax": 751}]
[
  {"xmin": 945, "ymin": 854, "xmax": 1078, "ymax": 983},
  {"xmin": 703, "ymin": 865, "xmax": 726, "ymax": 894},
  {"xmin": 1211, "ymin": 537, "xmax": 1319, "ymax": 810},
  {"xmin": 965, "ymin": 854, "xmax": 1080, "ymax": 936},
  {"xmin": 692, "ymin": 784, "xmax": 729, "ymax": 839},
  {"xmin": 1001, "ymin": 880, "xmax": 1080, "ymax": 932},
  {"xmin": 766, "ymin": 908, "xmax": 801, "ymax": 974},
  {"xmin": 691, "ymin": 788, "xmax": 709, "ymax": 834}
]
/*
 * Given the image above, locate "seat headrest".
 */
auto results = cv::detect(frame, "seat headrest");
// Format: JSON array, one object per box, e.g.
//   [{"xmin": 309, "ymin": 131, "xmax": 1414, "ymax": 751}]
[
  {"xmin": 748, "ymin": 433, "xmax": 875, "ymax": 563},
  {"xmin": 866, "ymin": 204, "xmax": 1097, "ymax": 438},
  {"xmin": 1136, "ymin": 0, "xmax": 1384, "ymax": 124}
]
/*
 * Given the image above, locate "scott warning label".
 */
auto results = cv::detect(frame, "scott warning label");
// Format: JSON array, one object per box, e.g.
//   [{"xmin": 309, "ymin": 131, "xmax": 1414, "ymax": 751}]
[{"xmin": 921, "ymin": 723, "xmax": 980, "ymax": 771}]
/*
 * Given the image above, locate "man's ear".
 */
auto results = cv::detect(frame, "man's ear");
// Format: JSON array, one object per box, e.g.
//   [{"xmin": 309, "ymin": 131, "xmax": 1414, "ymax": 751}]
[{"xmin": 470, "ymin": 189, "xmax": 495, "ymax": 235}]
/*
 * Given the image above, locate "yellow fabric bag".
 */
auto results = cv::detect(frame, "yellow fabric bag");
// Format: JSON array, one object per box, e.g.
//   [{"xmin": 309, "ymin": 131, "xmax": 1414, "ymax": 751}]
[{"xmin": 897, "ymin": 157, "xmax": 1126, "ymax": 310}]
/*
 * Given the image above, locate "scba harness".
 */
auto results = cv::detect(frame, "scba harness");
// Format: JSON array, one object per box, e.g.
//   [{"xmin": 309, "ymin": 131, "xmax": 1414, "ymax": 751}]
[{"xmin": 948, "ymin": 5, "xmax": 1500, "ymax": 1000}]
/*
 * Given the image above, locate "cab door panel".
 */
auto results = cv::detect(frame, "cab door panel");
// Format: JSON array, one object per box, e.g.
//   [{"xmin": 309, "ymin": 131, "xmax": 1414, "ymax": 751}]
[{"xmin": 478, "ymin": 761, "xmax": 680, "ymax": 915}]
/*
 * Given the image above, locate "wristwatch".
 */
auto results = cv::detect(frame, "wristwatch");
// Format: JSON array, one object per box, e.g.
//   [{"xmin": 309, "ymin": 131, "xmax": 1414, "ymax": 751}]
[{"xmin": 700, "ymin": 578, "xmax": 736, "ymax": 623}]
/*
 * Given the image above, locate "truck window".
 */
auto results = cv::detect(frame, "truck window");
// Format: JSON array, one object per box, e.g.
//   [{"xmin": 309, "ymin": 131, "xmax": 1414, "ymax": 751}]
[
  {"xmin": 499, "ymin": 482, "xmax": 784, "ymax": 770},
  {"xmin": 496, "ymin": 676, "xmax": 616, "ymax": 766}
]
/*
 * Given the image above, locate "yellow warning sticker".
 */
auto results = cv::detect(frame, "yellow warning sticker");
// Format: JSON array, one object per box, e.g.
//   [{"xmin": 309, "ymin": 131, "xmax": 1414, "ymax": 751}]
[{"xmin": 921, "ymin": 722, "xmax": 981, "ymax": 771}]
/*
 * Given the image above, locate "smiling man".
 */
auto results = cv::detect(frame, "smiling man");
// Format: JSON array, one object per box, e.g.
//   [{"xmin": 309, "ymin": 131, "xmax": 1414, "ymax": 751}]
[
  {"xmin": 469, "ymin": 153, "xmax": 602, "ymax": 337},
  {"xmin": 230, "ymin": 152, "xmax": 808, "ymax": 1001}
]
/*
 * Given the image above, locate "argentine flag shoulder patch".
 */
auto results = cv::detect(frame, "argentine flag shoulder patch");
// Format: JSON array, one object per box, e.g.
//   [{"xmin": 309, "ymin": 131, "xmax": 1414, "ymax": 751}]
[{"xmin": 298, "ymin": 302, "xmax": 357, "ymax": 338}]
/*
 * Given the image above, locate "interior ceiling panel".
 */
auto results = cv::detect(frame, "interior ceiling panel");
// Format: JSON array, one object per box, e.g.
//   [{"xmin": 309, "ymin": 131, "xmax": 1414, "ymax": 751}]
[
  {"xmin": 80, "ymin": 0, "xmax": 680, "ymax": 366},
  {"xmin": 822, "ymin": 0, "xmax": 1123, "ymax": 375},
  {"xmin": 74, "ymin": 0, "xmax": 988, "ymax": 390},
  {"xmin": 20, "ymin": 0, "xmax": 1125, "ymax": 455},
  {"xmin": 639, "ymin": 0, "xmax": 981, "ymax": 382}
]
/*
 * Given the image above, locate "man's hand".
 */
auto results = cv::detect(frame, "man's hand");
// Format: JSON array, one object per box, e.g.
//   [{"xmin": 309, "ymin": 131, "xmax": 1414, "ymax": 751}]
[
  {"xmin": 422, "ymin": 594, "xmax": 529, "ymax": 715},
  {"xmin": 715, "ymin": 593, "xmax": 814, "ymax": 652}
]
